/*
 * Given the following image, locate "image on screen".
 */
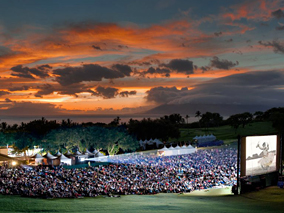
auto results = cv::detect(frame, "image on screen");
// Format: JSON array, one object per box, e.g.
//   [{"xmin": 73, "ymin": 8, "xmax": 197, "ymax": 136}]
[{"xmin": 245, "ymin": 135, "xmax": 277, "ymax": 176}]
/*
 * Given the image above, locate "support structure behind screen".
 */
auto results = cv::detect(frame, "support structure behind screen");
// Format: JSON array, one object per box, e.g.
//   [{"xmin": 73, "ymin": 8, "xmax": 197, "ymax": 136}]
[{"xmin": 241, "ymin": 135, "xmax": 280, "ymax": 177}]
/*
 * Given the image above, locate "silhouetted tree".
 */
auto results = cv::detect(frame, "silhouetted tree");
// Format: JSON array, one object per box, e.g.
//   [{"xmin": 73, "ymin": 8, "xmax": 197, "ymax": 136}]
[
  {"xmin": 195, "ymin": 111, "xmax": 201, "ymax": 127},
  {"xmin": 128, "ymin": 117, "xmax": 180, "ymax": 141},
  {"xmin": 185, "ymin": 115, "xmax": 189, "ymax": 124},
  {"xmin": 253, "ymin": 111, "xmax": 264, "ymax": 121},
  {"xmin": 200, "ymin": 112, "xmax": 223, "ymax": 130},
  {"xmin": 109, "ymin": 116, "xmax": 121, "ymax": 126},
  {"xmin": 227, "ymin": 112, "xmax": 253, "ymax": 133}
]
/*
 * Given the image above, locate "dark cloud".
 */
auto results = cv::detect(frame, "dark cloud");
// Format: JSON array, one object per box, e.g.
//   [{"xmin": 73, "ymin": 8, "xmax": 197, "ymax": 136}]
[
  {"xmin": 232, "ymin": 49, "xmax": 243, "ymax": 55},
  {"xmin": 8, "ymin": 86, "xmax": 30, "ymax": 91},
  {"xmin": 111, "ymin": 64, "xmax": 132, "ymax": 76},
  {"xmin": 210, "ymin": 56, "xmax": 239, "ymax": 70},
  {"xmin": 161, "ymin": 59, "xmax": 194, "ymax": 74},
  {"xmin": 200, "ymin": 66, "xmax": 211, "ymax": 72},
  {"xmin": 10, "ymin": 65, "xmax": 34, "ymax": 79},
  {"xmin": 91, "ymin": 45, "xmax": 102, "ymax": 50},
  {"xmin": 271, "ymin": 9, "xmax": 284, "ymax": 19},
  {"xmin": 0, "ymin": 102, "xmax": 63, "ymax": 116},
  {"xmin": 146, "ymin": 86, "xmax": 188, "ymax": 104},
  {"xmin": 166, "ymin": 71, "xmax": 284, "ymax": 107},
  {"xmin": 118, "ymin": 45, "xmax": 128, "ymax": 49},
  {"xmin": 0, "ymin": 91, "xmax": 10, "ymax": 96},
  {"xmin": 34, "ymin": 84, "xmax": 55, "ymax": 97},
  {"xmin": 60, "ymin": 84, "xmax": 97, "ymax": 97},
  {"xmin": 53, "ymin": 64, "xmax": 132, "ymax": 86},
  {"xmin": 10, "ymin": 64, "xmax": 51, "ymax": 79},
  {"xmin": 5, "ymin": 98, "xmax": 12, "ymax": 102},
  {"xmin": 225, "ymin": 38, "xmax": 233, "ymax": 42},
  {"xmin": 258, "ymin": 40, "xmax": 284, "ymax": 54},
  {"xmin": 214, "ymin": 32, "xmax": 222, "ymax": 37},
  {"xmin": 142, "ymin": 67, "xmax": 171, "ymax": 77},
  {"xmin": 119, "ymin": 90, "xmax": 137, "ymax": 97},
  {"xmin": 34, "ymin": 81, "xmax": 137, "ymax": 99},
  {"xmin": 34, "ymin": 83, "xmax": 93, "ymax": 97},
  {"xmin": 94, "ymin": 86, "xmax": 119, "ymax": 99},
  {"xmin": 38, "ymin": 64, "xmax": 52, "ymax": 70}
]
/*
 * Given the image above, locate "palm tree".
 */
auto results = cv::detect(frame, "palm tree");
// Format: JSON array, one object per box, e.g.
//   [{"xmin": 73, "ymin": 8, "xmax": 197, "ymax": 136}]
[
  {"xmin": 11, "ymin": 144, "xmax": 29, "ymax": 161},
  {"xmin": 185, "ymin": 115, "xmax": 189, "ymax": 125},
  {"xmin": 195, "ymin": 111, "xmax": 201, "ymax": 127},
  {"xmin": 185, "ymin": 115, "xmax": 190, "ymax": 135}
]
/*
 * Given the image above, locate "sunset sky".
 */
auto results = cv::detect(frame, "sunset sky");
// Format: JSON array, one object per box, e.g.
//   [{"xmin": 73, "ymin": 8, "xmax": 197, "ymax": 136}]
[{"xmin": 1, "ymin": 0, "xmax": 284, "ymax": 120}]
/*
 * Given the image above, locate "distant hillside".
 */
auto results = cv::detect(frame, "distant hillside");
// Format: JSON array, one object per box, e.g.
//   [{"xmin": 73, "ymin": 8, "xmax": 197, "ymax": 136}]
[
  {"xmin": 175, "ymin": 121, "xmax": 276, "ymax": 143},
  {"xmin": 143, "ymin": 103, "xmax": 272, "ymax": 117}
]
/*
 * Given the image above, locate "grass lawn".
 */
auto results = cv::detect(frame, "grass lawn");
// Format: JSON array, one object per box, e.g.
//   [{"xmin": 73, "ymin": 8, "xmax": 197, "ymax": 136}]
[
  {"xmin": 177, "ymin": 121, "xmax": 276, "ymax": 143},
  {"xmin": 0, "ymin": 187, "xmax": 283, "ymax": 213}
]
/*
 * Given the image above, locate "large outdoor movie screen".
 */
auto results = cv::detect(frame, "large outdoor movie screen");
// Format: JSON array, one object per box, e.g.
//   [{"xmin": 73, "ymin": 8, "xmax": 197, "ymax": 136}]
[{"xmin": 245, "ymin": 135, "xmax": 278, "ymax": 176}]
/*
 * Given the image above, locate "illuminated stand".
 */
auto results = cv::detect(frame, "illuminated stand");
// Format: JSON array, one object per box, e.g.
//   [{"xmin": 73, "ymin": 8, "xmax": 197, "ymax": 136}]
[{"xmin": 236, "ymin": 134, "xmax": 281, "ymax": 194}]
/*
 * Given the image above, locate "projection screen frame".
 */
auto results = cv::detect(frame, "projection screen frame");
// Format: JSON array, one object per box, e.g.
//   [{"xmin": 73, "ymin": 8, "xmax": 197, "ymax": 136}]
[{"xmin": 240, "ymin": 134, "xmax": 280, "ymax": 177}]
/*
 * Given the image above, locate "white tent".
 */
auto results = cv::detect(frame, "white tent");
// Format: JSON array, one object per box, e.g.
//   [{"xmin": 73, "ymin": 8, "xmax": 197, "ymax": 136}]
[
  {"xmin": 139, "ymin": 138, "xmax": 164, "ymax": 150},
  {"xmin": 160, "ymin": 146, "xmax": 169, "ymax": 151},
  {"xmin": 33, "ymin": 153, "xmax": 44, "ymax": 165},
  {"xmin": 158, "ymin": 144, "xmax": 196, "ymax": 156},
  {"xmin": 59, "ymin": 154, "xmax": 72, "ymax": 165},
  {"xmin": 193, "ymin": 134, "xmax": 216, "ymax": 143}
]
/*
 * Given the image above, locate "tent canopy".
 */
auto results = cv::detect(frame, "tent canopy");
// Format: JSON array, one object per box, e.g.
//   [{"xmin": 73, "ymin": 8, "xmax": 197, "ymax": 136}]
[
  {"xmin": 44, "ymin": 152, "xmax": 57, "ymax": 159},
  {"xmin": 31, "ymin": 153, "xmax": 44, "ymax": 160},
  {"xmin": 59, "ymin": 154, "xmax": 71, "ymax": 160}
]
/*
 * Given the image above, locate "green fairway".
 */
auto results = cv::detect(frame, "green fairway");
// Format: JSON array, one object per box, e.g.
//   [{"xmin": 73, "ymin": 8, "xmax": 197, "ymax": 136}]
[
  {"xmin": 177, "ymin": 121, "xmax": 276, "ymax": 143},
  {"xmin": 0, "ymin": 187, "xmax": 283, "ymax": 213}
]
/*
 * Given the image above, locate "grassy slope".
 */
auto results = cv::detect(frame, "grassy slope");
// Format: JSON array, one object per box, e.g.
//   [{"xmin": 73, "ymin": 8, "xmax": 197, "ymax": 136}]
[
  {"xmin": 175, "ymin": 121, "xmax": 276, "ymax": 143},
  {"xmin": 0, "ymin": 187, "xmax": 283, "ymax": 213}
]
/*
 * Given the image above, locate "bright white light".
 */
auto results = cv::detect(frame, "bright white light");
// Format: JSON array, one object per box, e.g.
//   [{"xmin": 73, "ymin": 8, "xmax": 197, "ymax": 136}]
[{"xmin": 12, "ymin": 161, "xmax": 17, "ymax": 166}]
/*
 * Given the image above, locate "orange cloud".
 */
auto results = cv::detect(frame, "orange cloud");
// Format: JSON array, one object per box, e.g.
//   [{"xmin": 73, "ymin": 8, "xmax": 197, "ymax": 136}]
[
  {"xmin": 0, "ymin": 20, "xmax": 215, "ymax": 73},
  {"xmin": 222, "ymin": 0, "xmax": 283, "ymax": 22}
]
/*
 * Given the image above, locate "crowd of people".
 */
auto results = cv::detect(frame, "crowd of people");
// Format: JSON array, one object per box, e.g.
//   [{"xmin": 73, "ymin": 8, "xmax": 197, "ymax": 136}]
[{"xmin": 0, "ymin": 146, "xmax": 237, "ymax": 198}]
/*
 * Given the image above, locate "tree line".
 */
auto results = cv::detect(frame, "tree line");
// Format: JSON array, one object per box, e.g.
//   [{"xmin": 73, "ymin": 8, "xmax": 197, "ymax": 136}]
[
  {"xmin": 0, "ymin": 115, "xmax": 183, "ymax": 155},
  {"xmin": 1, "ymin": 107, "xmax": 284, "ymax": 154}
]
